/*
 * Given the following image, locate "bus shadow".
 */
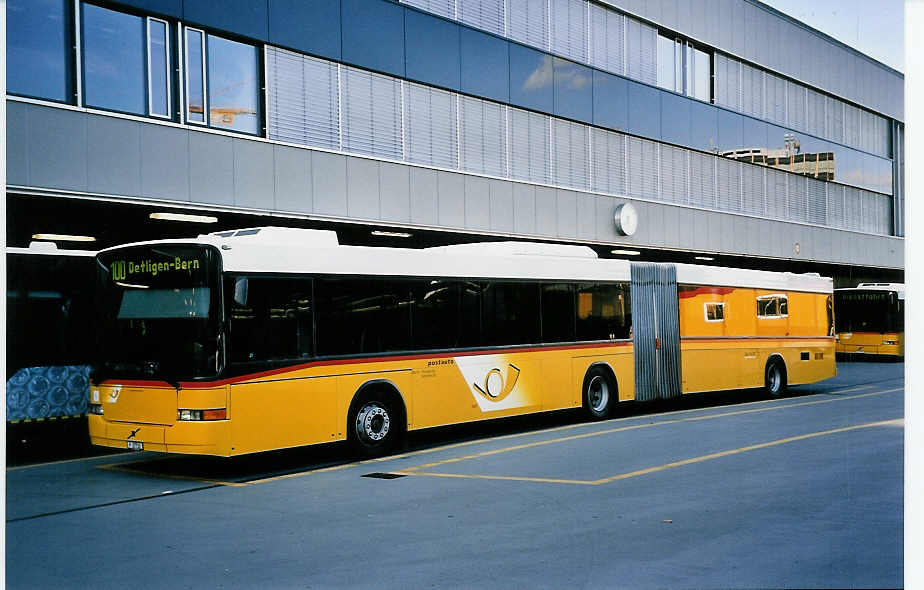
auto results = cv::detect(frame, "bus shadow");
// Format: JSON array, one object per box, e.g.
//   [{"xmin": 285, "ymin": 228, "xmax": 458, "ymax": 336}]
[{"xmin": 102, "ymin": 386, "xmax": 806, "ymax": 483}]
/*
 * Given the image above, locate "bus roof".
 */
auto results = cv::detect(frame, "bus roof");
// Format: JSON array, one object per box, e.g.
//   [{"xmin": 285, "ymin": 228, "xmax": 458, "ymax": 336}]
[
  {"xmin": 97, "ymin": 227, "xmax": 834, "ymax": 294},
  {"xmin": 835, "ymin": 283, "xmax": 904, "ymax": 299}
]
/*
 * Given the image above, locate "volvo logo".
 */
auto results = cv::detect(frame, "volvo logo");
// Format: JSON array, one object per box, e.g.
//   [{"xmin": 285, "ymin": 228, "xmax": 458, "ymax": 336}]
[{"xmin": 127, "ymin": 428, "xmax": 141, "ymax": 440}]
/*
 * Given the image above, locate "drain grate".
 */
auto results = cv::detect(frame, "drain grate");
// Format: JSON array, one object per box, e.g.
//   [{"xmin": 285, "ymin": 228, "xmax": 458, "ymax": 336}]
[{"xmin": 362, "ymin": 472, "xmax": 407, "ymax": 479}]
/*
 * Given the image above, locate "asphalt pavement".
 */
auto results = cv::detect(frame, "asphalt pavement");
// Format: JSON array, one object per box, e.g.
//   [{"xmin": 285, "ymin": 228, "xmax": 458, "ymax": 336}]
[{"xmin": 5, "ymin": 361, "xmax": 904, "ymax": 589}]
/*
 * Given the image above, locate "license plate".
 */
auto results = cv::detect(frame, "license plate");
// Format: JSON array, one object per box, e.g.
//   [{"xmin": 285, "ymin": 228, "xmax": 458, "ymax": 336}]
[{"xmin": 127, "ymin": 441, "xmax": 143, "ymax": 451}]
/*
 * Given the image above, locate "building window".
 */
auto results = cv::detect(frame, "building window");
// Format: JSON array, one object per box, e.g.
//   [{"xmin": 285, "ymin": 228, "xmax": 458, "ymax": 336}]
[
  {"xmin": 657, "ymin": 34, "xmax": 682, "ymax": 94},
  {"xmin": 688, "ymin": 44, "xmax": 711, "ymax": 102},
  {"xmin": 147, "ymin": 18, "xmax": 171, "ymax": 118},
  {"xmin": 757, "ymin": 294, "xmax": 788, "ymax": 318},
  {"xmin": 8, "ymin": 0, "xmax": 73, "ymax": 103},
  {"xmin": 82, "ymin": 4, "xmax": 146, "ymax": 115},
  {"xmin": 81, "ymin": 4, "xmax": 174, "ymax": 119},
  {"xmin": 185, "ymin": 27, "xmax": 261, "ymax": 135},
  {"xmin": 704, "ymin": 302, "xmax": 724, "ymax": 322}
]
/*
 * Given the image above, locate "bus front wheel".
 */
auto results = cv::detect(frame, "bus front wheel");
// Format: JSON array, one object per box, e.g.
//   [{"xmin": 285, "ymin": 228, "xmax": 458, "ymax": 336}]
[
  {"xmin": 583, "ymin": 366, "xmax": 616, "ymax": 420},
  {"xmin": 764, "ymin": 358, "xmax": 787, "ymax": 397},
  {"xmin": 347, "ymin": 391, "xmax": 403, "ymax": 458}
]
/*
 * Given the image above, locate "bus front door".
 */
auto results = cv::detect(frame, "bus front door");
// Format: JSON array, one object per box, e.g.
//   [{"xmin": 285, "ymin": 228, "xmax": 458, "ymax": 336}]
[{"xmin": 630, "ymin": 263, "xmax": 682, "ymax": 401}]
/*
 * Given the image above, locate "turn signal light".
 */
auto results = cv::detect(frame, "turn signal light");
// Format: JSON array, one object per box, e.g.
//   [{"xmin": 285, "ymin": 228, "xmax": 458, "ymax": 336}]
[{"xmin": 178, "ymin": 408, "xmax": 227, "ymax": 421}]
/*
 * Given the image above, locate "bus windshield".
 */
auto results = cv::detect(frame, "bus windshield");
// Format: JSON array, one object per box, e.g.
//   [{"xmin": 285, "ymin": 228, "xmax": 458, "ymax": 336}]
[
  {"xmin": 834, "ymin": 290, "xmax": 901, "ymax": 334},
  {"xmin": 95, "ymin": 245, "xmax": 221, "ymax": 381}
]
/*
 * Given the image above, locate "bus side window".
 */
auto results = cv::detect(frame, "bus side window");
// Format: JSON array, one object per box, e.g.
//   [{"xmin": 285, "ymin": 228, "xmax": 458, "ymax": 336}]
[{"xmin": 226, "ymin": 277, "xmax": 313, "ymax": 363}]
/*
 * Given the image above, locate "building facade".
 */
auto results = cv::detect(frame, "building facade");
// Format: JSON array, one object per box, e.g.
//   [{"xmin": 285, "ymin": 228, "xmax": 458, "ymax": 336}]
[{"xmin": 6, "ymin": 0, "xmax": 905, "ymax": 275}]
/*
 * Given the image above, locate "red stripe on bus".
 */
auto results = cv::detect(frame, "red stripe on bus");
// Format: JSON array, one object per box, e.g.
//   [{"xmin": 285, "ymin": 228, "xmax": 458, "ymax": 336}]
[
  {"xmin": 677, "ymin": 286, "xmax": 736, "ymax": 299},
  {"xmin": 98, "ymin": 341, "xmax": 634, "ymax": 389}
]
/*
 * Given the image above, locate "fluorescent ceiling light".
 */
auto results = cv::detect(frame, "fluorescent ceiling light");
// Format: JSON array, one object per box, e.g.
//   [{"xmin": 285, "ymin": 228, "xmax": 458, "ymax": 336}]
[
  {"xmin": 610, "ymin": 249, "xmax": 640, "ymax": 256},
  {"xmin": 371, "ymin": 230, "xmax": 412, "ymax": 238},
  {"xmin": 695, "ymin": 256, "xmax": 715, "ymax": 261},
  {"xmin": 150, "ymin": 212, "xmax": 218, "ymax": 223},
  {"xmin": 32, "ymin": 233, "xmax": 96, "ymax": 242}
]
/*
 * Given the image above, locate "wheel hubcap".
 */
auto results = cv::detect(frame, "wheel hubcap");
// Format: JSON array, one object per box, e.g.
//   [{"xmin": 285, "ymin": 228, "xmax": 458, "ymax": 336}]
[
  {"xmin": 769, "ymin": 366, "xmax": 781, "ymax": 392},
  {"xmin": 356, "ymin": 403, "xmax": 390, "ymax": 444},
  {"xmin": 588, "ymin": 376, "xmax": 609, "ymax": 412}
]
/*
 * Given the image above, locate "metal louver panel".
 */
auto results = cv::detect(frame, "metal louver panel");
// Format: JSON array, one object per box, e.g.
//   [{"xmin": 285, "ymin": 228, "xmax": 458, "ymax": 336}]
[
  {"xmin": 689, "ymin": 151, "xmax": 716, "ymax": 209},
  {"xmin": 844, "ymin": 186, "xmax": 862, "ymax": 231},
  {"xmin": 626, "ymin": 16, "xmax": 657, "ymax": 85},
  {"xmin": 806, "ymin": 88, "xmax": 825, "ymax": 138},
  {"xmin": 787, "ymin": 174, "xmax": 807, "ymax": 223},
  {"xmin": 765, "ymin": 73, "xmax": 786, "ymax": 125},
  {"xmin": 266, "ymin": 47, "xmax": 340, "ymax": 150},
  {"xmin": 508, "ymin": 0, "xmax": 550, "ymax": 51},
  {"xmin": 551, "ymin": 118, "xmax": 589, "ymax": 189},
  {"xmin": 806, "ymin": 177, "xmax": 826, "ymax": 225},
  {"xmin": 627, "ymin": 136, "xmax": 658, "ymax": 200},
  {"xmin": 551, "ymin": 0, "xmax": 588, "ymax": 63},
  {"xmin": 401, "ymin": 0, "xmax": 454, "ymax": 19},
  {"xmin": 458, "ymin": 0, "xmax": 505, "ymax": 36},
  {"xmin": 459, "ymin": 95, "xmax": 507, "ymax": 177},
  {"xmin": 825, "ymin": 97, "xmax": 844, "ymax": 143},
  {"xmin": 659, "ymin": 144, "xmax": 688, "ymax": 204},
  {"xmin": 766, "ymin": 168, "xmax": 788, "ymax": 220},
  {"xmin": 589, "ymin": 4, "xmax": 625, "ymax": 76},
  {"xmin": 713, "ymin": 53, "xmax": 740, "ymax": 111},
  {"xmin": 630, "ymin": 263, "xmax": 681, "ymax": 402},
  {"xmin": 590, "ymin": 127, "xmax": 626, "ymax": 196},
  {"xmin": 787, "ymin": 82, "xmax": 806, "ymax": 132},
  {"xmin": 826, "ymin": 183, "xmax": 845, "ymax": 228},
  {"xmin": 741, "ymin": 163, "xmax": 765, "ymax": 215},
  {"xmin": 509, "ymin": 107, "xmax": 551, "ymax": 184},
  {"xmin": 740, "ymin": 61, "xmax": 764, "ymax": 119},
  {"xmin": 404, "ymin": 82, "xmax": 459, "ymax": 169},
  {"xmin": 716, "ymin": 157, "xmax": 742, "ymax": 212},
  {"xmin": 342, "ymin": 67, "xmax": 403, "ymax": 160},
  {"xmin": 844, "ymin": 103, "xmax": 862, "ymax": 148}
]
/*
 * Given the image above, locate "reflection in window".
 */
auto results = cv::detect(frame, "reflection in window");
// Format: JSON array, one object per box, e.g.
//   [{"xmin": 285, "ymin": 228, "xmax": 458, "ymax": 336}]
[
  {"xmin": 226, "ymin": 277, "xmax": 313, "ymax": 363},
  {"xmin": 689, "ymin": 45, "xmax": 711, "ymax": 102},
  {"xmin": 207, "ymin": 35, "xmax": 261, "ymax": 134},
  {"xmin": 185, "ymin": 28, "xmax": 205, "ymax": 123},
  {"xmin": 576, "ymin": 283, "xmax": 631, "ymax": 340},
  {"xmin": 657, "ymin": 34, "xmax": 682, "ymax": 93},
  {"xmin": 757, "ymin": 294, "xmax": 788, "ymax": 318},
  {"xmin": 184, "ymin": 28, "xmax": 261, "ymax": 134},
  {"xmin": 705, "ymin": 302, "xmax": 724, "ymax": 322},
  {"xmin": 8, "ymin": 0, "xmax": 72, "ymax": 102},
  {"xmin": 148, "ymin": 19, "xmax": 170, "ymax": 118},
  {"xmin": 82, "ymin": 4, "xmax": 146, "ymax": 115}
]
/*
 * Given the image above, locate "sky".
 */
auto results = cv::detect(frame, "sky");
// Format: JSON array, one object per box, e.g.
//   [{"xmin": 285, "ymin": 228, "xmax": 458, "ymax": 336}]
[{"xmin": 758, "ymin": 0, "xmax": 905, "ymax": 72}]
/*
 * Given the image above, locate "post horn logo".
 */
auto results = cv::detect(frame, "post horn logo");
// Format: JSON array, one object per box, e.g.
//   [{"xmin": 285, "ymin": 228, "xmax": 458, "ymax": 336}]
[{"xmin": 473, "ymin": 363, "xmax": 520, "ymax": 402}]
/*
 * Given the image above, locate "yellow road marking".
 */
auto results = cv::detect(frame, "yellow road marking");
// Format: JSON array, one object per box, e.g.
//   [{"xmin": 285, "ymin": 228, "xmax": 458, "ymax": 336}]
[
  {"xmin": 96, "ymin": 462, "xmax": 249, "ymax": 487},
  {"xmin": 103, "ymin": 384, "xmax": 898, "ymax": 487},
  {"xmin": 399, "ymin": 388, "xmax": 902, "ymax": 473},
  {"xmin": 396, "ymin": 419, "xmax": 903, "ymax": 486},
  {"xmin": 248, "ymin": 383, "xmax": 897, "ymax": 484}
]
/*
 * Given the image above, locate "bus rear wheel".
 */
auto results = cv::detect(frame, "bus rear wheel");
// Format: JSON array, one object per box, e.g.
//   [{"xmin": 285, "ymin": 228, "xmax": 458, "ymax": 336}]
[
  {"xmin": 764, "ymin": 358, "xmax": 787, "ymax": 397},
  {"xmin": 583, "ymin": 367, "xmax": 616, "ymax": 420},
  {"xmin": 348, "ymin": 392, "xmax": 402, "ymax": 458}
]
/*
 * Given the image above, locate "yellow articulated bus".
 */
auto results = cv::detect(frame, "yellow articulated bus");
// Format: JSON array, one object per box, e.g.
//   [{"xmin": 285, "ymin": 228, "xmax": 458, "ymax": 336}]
[
  {"xmin": 89, "ymin": 227, "xmax": 835, "ymax": 458},
  {"xmin": 834, "ymin": 283, "xmax": 904, "ymax": 359}
]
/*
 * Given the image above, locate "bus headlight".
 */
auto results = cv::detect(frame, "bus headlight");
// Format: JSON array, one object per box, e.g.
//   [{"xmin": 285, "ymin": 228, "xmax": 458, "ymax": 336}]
[
  {"xmin": 883, "ymin": 339, "xmax": 898, "ymax": 345},
  {"xmin": 178, "ymin": 408, "xmax": 227, "ymax": 421},
  {"xmin": 88, "ymin": 404, "xmax": 104, "ymax": 415}
]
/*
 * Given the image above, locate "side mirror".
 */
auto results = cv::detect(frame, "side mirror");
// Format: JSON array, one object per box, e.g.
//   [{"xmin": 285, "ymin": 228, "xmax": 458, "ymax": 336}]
[{"xmin": 233, "ymin": 277, "xmax": 249, "ymax": 306}]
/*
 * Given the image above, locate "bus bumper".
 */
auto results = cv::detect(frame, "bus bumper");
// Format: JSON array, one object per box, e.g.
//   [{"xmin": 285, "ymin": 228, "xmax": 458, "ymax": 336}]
[{"xmin": 89, "ymin": 415, "xmax": 233, "ymax": 456}]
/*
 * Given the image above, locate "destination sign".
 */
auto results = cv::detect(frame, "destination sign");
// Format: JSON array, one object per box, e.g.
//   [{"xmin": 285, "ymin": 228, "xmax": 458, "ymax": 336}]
[{"xmin": 110, "ymin": 257, "xmax": 202, "ymax": 281}]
